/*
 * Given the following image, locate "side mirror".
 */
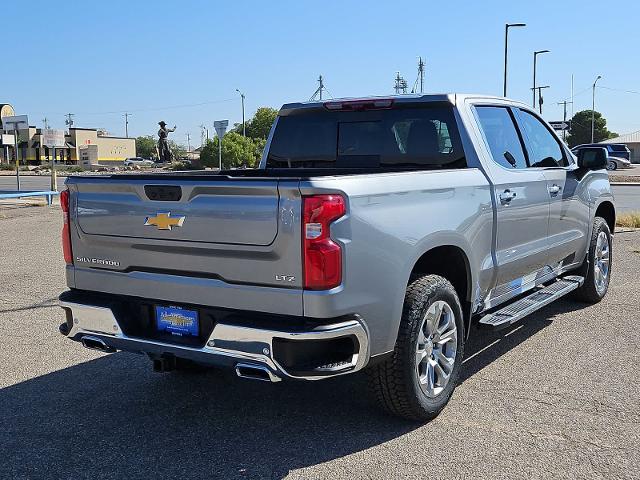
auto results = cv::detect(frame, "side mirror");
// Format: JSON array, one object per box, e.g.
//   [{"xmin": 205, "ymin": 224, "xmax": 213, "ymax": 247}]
[{"xmin": 577, "ymin": 147, "xmax": 608, "ymax": 170}]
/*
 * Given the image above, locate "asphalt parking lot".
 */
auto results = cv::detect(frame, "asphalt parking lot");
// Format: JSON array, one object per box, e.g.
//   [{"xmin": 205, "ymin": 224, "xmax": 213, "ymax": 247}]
[{"xmin": 1, "ymin": 206, "xmax": 639, "ymax": 479}]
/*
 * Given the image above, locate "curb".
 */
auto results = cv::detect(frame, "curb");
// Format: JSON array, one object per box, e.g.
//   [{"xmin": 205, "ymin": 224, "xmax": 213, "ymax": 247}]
[{"xmin": 610, "ymin": 182, "xmax": 640, "ymax": 186}]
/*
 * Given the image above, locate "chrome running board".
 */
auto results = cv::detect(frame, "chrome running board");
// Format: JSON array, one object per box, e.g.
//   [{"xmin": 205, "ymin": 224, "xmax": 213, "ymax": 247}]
[{"xmin": 479, "ymin": 276, "xmax": 584, "ymax": 331}]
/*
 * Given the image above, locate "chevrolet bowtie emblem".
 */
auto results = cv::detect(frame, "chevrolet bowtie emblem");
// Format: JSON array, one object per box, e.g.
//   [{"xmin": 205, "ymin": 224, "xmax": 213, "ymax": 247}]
[{"xmin": 144, "ymin": 212, "xmax": 185, "ymax": 230}]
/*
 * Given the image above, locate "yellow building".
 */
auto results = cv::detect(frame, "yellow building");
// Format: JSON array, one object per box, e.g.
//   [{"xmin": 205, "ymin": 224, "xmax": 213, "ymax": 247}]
[
  {"xmin": 0, "ymin": 103, "xmax": 136, "ymax": 166},
  {"xmin": 66, "ymin": 128, "xmax": 136, "ymax": 165}
]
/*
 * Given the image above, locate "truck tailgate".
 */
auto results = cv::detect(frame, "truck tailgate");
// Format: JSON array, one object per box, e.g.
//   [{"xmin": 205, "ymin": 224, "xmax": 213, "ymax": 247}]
[
  {"xmin": 66, "ymin": 175, "xmax": 303, "ymax": 292},
  {"xmin": 76, "ymin": 180, "xmax": 279, "ymax": 245}
]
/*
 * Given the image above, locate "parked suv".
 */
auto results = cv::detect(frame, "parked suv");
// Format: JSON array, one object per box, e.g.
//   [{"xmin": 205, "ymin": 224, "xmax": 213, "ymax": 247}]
[
  {"xmin": 58, "ymin": 94, "xmax": 615, "ymax": 421},
  {"xmin": 572, "ymin": 143, "xmax": 631, "ymax": 170}
]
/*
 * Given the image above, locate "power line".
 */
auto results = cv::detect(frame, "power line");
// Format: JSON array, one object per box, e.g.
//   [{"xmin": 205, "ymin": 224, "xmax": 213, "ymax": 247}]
[
  {"xmin": 29, "ymin": 97, "xmax": 237, "ymax": 117},
  {"xmin": 598, "ymin": 85, "xmax": 640, "ymax": 96}
]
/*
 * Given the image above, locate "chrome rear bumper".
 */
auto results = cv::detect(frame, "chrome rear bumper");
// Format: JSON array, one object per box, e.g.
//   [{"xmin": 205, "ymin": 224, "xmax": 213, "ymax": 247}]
[{"xmin": 59, "ymin": 298, "xmax": 369, "ymax": 381}]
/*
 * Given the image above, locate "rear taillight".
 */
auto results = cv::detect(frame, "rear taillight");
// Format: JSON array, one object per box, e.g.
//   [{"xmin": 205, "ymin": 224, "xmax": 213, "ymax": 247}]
[
  {"xmin": 302, "ymin": 194, "xmax": 346, "ymax": 290},
  {"xmin": 60, "ymin": 189, "xmax": 73, "ymax": 264}
]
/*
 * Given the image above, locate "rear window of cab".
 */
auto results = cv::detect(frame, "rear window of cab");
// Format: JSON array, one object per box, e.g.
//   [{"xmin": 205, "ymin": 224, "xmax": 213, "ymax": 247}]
[{"xmin": 266, "ymin": 105, "xmax": 466, "ymax": 170}]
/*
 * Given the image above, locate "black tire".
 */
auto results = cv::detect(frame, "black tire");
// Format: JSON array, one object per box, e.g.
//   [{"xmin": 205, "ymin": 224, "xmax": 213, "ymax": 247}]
[
  {"xmin": 572, "ymin": 217, "xmax": 612, "ymax": 303},
  {"xmin": 367, "ymin": 274, "xmax": 465, "ymax": 421},
  {"xmin": 607, "ymin": 161, "xmax": 617, "ymax": 171}
]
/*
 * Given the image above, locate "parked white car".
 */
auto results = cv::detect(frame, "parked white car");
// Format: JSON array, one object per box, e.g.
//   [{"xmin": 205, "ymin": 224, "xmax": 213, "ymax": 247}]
[{"xmin": 123, "ymin": 157, "xmax": 155, "ymax": 167}]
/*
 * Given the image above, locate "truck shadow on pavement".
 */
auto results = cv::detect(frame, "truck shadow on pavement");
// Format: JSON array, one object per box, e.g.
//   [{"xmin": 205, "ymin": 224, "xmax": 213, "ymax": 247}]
[{"xmin": 0, "ymin": 299, "xmax": 586, "ymax": 480}]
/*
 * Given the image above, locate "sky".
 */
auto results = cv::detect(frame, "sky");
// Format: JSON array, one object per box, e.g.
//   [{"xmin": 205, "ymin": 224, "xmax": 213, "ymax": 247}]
[{"xmin": 2, "ymin": 0, "xmax": 640, "ymax": 145}]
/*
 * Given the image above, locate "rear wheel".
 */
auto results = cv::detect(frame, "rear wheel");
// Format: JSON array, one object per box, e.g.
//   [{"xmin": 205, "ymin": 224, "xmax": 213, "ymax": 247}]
[
  {"xmin": 606, "ymin": 161, "xmax": 617, "ymax": 171},
  {"xmin": 573, "ymin": 217, "xmax": 612, "ymax": 303},
  {"xmin": 368, "ymin": 275, "xmax": 465, "ymax": 421}
]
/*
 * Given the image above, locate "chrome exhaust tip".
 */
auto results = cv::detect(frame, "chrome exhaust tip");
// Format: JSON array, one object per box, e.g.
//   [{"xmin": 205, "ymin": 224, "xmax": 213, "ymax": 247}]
[
  {"xmin": 235, "ymin": 363, "xmax": 281, "ymax": 382},
  {"xmin": 81, "ymin": 335, "xmax": 116, "ymax": 353}
]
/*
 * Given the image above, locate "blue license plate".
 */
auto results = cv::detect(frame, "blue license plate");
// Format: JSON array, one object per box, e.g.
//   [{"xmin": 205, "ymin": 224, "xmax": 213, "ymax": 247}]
[{"xmin": 156, "ymin": 306, "xmax": 199, "ymax": 336}]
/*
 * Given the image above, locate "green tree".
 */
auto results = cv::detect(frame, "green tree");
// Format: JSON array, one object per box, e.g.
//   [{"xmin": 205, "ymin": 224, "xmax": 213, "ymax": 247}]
[
  {"xmin": 200, "ymin": 132, "xmax": 263, "ymax": 169},
  {"xmin": 168, "ymin": 140, "xmax": 187, "ymax": 160},
  {"xmin": 567, "ymin": 110, "xmax": 617, "ymax": 147},
  {"xmin": 233, "ymin": 107, "xmax": 278, "ymax": 140},
  {"xmin": 135, "ymin": 135, "xmax": 157, "ymax": 158}
]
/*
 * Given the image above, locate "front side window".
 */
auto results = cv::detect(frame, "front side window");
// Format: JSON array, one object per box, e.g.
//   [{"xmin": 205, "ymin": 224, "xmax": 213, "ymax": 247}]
[
  {"xmin": 475, "ymin": 106, "xmax": 527, "ymax": 169},
  {"xmin": 517, "ymin": 109, "xmax": 567, "ymax": 167}
]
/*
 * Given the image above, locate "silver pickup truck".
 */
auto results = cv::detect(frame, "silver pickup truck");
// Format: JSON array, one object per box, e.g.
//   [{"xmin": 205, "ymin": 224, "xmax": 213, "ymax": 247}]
[{"xmin": 58, "ymin": 94, "xmax": 615, "ymax": 421}]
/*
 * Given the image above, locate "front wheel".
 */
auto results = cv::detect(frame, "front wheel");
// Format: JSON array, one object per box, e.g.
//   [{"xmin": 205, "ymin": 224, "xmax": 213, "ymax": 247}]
[
  {"xmin": 606, "ymin": 161, "xmax": 617, "ymax": 171},
  {"xmin": 573, "ymin": 217, "xmax": 612, "ymax": 303},
  {"xmin": 368, "ymin": 274, "xmax": 465, "ymax": 421}
]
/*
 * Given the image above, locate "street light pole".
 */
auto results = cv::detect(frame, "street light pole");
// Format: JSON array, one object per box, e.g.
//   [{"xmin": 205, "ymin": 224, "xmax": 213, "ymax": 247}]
[
  {"xmin": 236, "ymin": 89, "xmax": 246, "ymax": 137},
  {"xmin": 503, "ymin": 23, "xmax": 526, "ymax": 97},
  {"xmin": 592, "ymin": 75, "xmax": 602, "ymax": 143},
  {"xmin": 533, "ymin": 50, "xmax": 550, "ymax": 108}
]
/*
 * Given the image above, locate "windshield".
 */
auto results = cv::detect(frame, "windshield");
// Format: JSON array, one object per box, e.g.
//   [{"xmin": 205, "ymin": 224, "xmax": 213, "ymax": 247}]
[{"xmin": 266, "ymin": 105, "xmax": 466, "ymax": 169}]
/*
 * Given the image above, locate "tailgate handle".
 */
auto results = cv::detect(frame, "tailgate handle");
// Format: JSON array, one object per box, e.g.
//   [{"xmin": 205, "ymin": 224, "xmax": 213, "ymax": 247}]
[{"xmin": 144, "ymin": 185, "xmax": 182, "ymax": 202}]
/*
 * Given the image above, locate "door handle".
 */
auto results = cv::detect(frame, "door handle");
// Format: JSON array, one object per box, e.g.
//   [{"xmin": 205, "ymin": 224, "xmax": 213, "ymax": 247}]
[
  {"xmin": 499, "ymin": 189, "xmax": 517, "ymax": 205},
  {"xmin": 548, "ymin": 184, "xmax": 562, "ymax": 196}
]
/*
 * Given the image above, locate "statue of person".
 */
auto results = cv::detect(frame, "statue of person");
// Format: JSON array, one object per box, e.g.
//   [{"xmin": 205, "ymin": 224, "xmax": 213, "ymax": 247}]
[{"xmin": 157, "ymin": 121, "xmax": 176, "ymax": 163}]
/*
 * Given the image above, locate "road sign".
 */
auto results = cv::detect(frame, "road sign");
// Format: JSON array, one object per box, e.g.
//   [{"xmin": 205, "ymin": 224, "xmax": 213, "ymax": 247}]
[
  {"xmin": 214, "ymin": 120, "xmax": 229, "ymax": 139},
  {"xmin": 549, "ymin": 121, "xmax": 570, "ymax": 131},
  {"xmin": 2, "ymin": 115, "xmax": 28, "ymax": 130},
  {"xmin": 0, "ymin": 133, "xmax": 15, "ymax": 145},
  {"xmin": 42, "ymin": 129, "xmax": 66, "ymax": 147}
]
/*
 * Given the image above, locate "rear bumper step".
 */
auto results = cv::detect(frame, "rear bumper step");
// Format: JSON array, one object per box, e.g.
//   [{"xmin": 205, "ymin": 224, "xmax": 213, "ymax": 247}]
[
  {"xmin": 59, "ymin": 296, "xmax": 369, "ymax": 381},
  {"xmin": 479, "ymin": 275, "xmax": 584, "ymax": 331}
]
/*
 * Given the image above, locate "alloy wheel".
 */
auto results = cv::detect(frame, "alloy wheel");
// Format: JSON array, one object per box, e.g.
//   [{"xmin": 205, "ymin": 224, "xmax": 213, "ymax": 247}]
[
  {"xmin": 415, "ymin": 300, "xmax": 458, "ymax": 398},
  {"xmin": 594, "ymin": 231, "xmax": 611, "ymax": 294}
]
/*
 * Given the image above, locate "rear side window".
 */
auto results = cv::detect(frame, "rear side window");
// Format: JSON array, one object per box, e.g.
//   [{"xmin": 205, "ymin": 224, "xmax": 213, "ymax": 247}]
[
  {"xmin": 266, "ymin": 106, "xmax": 466, "ymax": 169},
  {"xmin": 475, "ymin": 106, "xmax": 527, "ymax": 169},
  {"xmin": 609, "ymin": 144, "xmax": 628, "ymax": 152},
  {"xmin": 517, "ymin": 109, "xmax": 568, "ymax": 167}
]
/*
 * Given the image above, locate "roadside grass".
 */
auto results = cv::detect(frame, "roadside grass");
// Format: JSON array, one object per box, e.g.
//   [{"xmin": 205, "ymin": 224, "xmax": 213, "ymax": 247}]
[{"xmin": 617, "ymin": 212, "xmax": 640, "ymax": 228}]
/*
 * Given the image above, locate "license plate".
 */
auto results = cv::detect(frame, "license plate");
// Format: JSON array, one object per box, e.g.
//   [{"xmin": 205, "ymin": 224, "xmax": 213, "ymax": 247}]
[{"xmin": 156, "ymin": 305, "xmax": 199, "ymax": 336}]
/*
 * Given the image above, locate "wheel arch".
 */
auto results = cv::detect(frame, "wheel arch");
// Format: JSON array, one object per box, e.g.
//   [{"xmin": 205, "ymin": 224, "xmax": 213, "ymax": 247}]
[
  {"xmin": 407, "ymin": 244, "xmax": 474, "ymax": 338},
  {"xmin": 595, "ymin": 200, "xmax": 615, "ymax": 234}
]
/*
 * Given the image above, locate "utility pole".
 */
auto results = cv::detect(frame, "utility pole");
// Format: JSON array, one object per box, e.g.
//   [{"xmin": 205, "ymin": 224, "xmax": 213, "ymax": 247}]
[
  {"xmin": 531, "ymin": 86, "xmax": 550, "ymax": 114},
  {"xmin": 199, "ymin": 124, "xmax": 209, "ymax": 146},
  {"xmin": 309, "ymin": 75, "xmax": 331, "ymax": 101},
  {"xmin": 394, "ymin": 72, "xmax": 407, "ymax": 94},
  {"xmin": 533, "ymin": 50, "xmax": 550, "ymax": 108},
  {"xmin": 123, "ymin": 112, "xmax": 130, "ymax": 138},
  {"xmin": 503, "ymin": 23, "xmax": 526, "ymax": 97},
  {"xmin": 42, "ymin": 117, "xmax": 49, "ymax": 129},
  {"xmin": 592, "ymin": 75, "xmax": 602, "ymax": 143},
  {"xmin": 557, "ymin": 100, "xmax": 573, "ymax": 141},
  {"xmin": 235, "ymin": 89, "xmax": 246, "ymax": 137},
  {"xmin": 411, "ymin": 57, "xmax": 426, "ymax": 94},
  {"xmin": 65, "ymin": 113, "xmax": 75, "ymax": 129},
  {"xmin": 185, "ymin": 133, "xmax": 191, "ymax": 152}
]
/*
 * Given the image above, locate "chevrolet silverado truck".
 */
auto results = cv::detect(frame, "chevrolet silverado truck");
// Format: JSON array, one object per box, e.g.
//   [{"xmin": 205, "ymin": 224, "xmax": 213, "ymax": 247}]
[{"xmin": 58, "ymin": 94, "xmax": 615, "ymax": 421}]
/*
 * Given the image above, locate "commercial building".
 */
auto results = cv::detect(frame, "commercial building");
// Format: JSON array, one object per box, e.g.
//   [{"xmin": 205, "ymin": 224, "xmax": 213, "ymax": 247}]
[
  {"xmin": 600, "ymin": 131, "xmax": 640, "ymax": 164},
  {"xmin": 0, "ymin": 103, "xmax": 136, "ymax": 167}
]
